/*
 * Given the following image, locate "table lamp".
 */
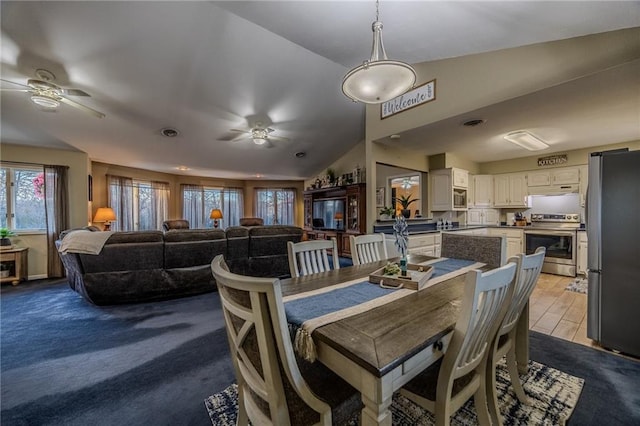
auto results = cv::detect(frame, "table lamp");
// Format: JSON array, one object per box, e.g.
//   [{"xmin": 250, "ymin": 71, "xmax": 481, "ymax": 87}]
[
  {"xmin": 334, "ymin": 212, "xmax": 343, "ymax": 229},
  {"xmin": 93, "ymin": 207, "xmax": 116, "ymax": 231},
  {"xmin": 210, "ymin": 209, "xmax": 223, "ymax": 228}
]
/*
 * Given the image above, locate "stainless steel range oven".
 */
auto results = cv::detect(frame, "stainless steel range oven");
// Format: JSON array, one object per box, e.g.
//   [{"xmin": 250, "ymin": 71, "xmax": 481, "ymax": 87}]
[{"xmin": 524, "ymin": 213, "xmax": 581, "ymax": 276}]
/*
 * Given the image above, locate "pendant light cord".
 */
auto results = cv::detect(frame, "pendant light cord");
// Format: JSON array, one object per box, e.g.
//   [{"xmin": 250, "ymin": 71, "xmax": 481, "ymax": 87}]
[{"xmin": 376, "ymin": 0, "xmax": 379, "ymax": 21}]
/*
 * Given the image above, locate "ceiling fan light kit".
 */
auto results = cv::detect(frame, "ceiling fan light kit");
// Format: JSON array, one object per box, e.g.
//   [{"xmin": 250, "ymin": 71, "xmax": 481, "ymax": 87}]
[
  {"xmin": 30, "ymin": 95, "xmax": 60, "ymax": 108},
  {"xmin": 342, "ymin": 0, "xmax": 416, "ymax": 104}
]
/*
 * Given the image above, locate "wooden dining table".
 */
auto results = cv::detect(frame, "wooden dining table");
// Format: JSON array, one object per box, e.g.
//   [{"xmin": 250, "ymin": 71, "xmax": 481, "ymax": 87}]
[{"xmin": 280, "ymin": 254, "xmax": 530, "ymax": 426}]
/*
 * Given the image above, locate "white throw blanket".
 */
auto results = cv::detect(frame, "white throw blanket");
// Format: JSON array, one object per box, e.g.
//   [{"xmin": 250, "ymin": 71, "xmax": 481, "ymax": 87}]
[{"xmin": 57, "ymin": 230, "xmax": 114, "ymax": 255}]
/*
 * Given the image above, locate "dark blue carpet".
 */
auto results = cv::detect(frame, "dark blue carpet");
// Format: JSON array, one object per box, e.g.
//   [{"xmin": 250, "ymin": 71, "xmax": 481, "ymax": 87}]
[
  {"xmin": 1, "ymin": 280, "xmax": 234, "ymax": 426},
  {"xmin": 2, "ymin": 279, "xmax": 638, "ymax": 426}
]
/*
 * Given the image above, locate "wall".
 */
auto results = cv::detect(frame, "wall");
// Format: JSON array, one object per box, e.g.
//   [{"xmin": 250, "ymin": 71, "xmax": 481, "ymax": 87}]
[
  {"xmin": 1, "ymin": 143, "xmax": 90, "ymax": 279},
  {"xmin": 479, "ymin": 140, "xmax": 640, "ymax": 174},
  {"xmin": 304, "ymin": 140, "xmax": 366, "ymax": 189},
  {"xmin": 91, "ymin": 161, "xmax": 304, "ymax": 227},
  {"xmin": 365, "ymin": 28, "xmax": 640, "ymax": 142}
]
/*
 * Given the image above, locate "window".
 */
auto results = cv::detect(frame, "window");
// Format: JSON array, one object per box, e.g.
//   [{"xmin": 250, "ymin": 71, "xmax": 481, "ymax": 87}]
[
  {"xmin": 181, "ymin": 185, "xmax": 243, "ymax": 228},
  {"xmin": 255, "ymin": 188, "xmax": 295, "ymax": 225},
  {"xmin": 0, "ymin": 165, "xmax": 46, "ymax": 231},
  {"xmin": 107, "ymin": 175, "xmax": 169, "ymax": 231}
]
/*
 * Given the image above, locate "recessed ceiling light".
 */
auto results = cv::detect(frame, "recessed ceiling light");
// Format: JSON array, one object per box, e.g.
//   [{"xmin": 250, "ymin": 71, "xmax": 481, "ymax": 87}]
[
  {"xmin": 176, "ymin": 166, "xmax": 190, "ymax": 171},
  {"xmin": 390, "ymin": 134, "xmax": 401, "ymax": 139},
  {"xmin": 295, "ymin": 151, "xmax": 306, "ymax": 158},
  {"xmin": 462, "ymin": 119, "xmax": 485, "ymax": 127},
  {"xmin": 161, "ymin": 127, "xmax": 179, "ymax": 137}
]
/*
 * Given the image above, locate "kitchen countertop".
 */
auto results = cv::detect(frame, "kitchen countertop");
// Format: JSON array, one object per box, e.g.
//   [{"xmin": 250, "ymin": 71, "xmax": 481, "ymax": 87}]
[{"xmin": 374, "ymin": 223, "xmax": 585, "ymax": 235}]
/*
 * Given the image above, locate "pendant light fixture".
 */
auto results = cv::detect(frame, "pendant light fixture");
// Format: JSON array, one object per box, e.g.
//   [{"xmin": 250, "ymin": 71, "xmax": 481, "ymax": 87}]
[{"xmin": 342, "ymin": 0, "xmax": 417, "ymax": 104}]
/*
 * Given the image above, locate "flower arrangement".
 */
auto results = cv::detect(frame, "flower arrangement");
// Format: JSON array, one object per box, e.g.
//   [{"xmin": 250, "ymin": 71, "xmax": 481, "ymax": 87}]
[
  {"xmin": 33, "ymin": 172, "xmax": 45, "ymax": 199},
  {"xmin": 382, "ymin": 262, "xmax": 401, "ymax": 276},
  {"xmin": 393, "ymin": 216, "xmax": 409, "ymax": 276}
]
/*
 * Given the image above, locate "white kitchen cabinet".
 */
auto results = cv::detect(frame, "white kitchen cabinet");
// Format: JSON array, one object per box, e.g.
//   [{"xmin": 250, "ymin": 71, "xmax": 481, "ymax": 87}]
[
  {"xmin": 527, "ymin": 167, "xmax": 580, "ymax": 187},
  {"xmin": 488, "ymin": 227, "xmax": 524, "ymax": 259},
  {"xmin": 467, "ymin": 208, "xmax": 500, "ymax": 226},
  {"xmin": 430, "ymin": 168, "xmax": 468, "ymax": 211},
  {"xmin": 552, "ymin": 167, "xmax": 580, "ymax": 185},
  {"xmin": 385, "ymin": 232, "xmax": 442, "ymax": 257},
  {"xmin": 578, "ymin": 165, "xmax": 588, "ymax": 207},
  {"xmin": 527, "ymin": 170, "xmax": 552, "ymax": 187},
  {"xmin": 469, "ymin": 175, "xmax": 493, "ymax": 207},
  {"xmin": 577, "ymin": 230, "xmax": 588, "ymax": 276},
  {"xmin": 494, "ymin": 173, "xmax": 530, "ymax": 208}
]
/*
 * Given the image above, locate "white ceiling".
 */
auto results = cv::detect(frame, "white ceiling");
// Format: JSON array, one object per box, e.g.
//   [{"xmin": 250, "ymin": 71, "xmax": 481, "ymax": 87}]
[{"xmin": 1, "ymin": 1, "xmax": 639, "ymax": 179}]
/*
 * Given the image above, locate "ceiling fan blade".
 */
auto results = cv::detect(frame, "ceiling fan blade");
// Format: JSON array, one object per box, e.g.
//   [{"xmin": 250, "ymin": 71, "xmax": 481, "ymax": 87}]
[
  {"xmin": 268, "ymin": 135, "xmax": 290, "ymax": 142},
  {"xmin": 58, "ymin": 96, "xmax": 105, "ymax": 118},
  {"xmin": 62, "ymin": 88, "xmax": 91, "ymax": 97},
  {"xmin": 0, "ymin": 78, "xmax": 30, "ymax": 89},
  {"xmin": 0, "ymin": 88, "xmax": 30, "ymax": 92},
  {"xmin": 229, "ymin": 128, "xmax": 249, "ymax": 134}
]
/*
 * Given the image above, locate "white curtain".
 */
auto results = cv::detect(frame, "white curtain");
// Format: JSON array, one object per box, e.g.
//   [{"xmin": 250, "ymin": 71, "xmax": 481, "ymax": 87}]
[
  {"xmin": 254, "ymin": 188, "xmax": 295, "ymax": 225},
  {"xmin": 107, "ymin": 175, "xmax": 134, "ymax": 231}
]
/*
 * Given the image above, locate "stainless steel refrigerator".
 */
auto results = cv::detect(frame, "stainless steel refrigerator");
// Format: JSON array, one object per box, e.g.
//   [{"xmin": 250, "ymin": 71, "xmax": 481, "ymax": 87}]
[{"xmin": 587, "ymin": 149, "xmax": 640, "ymax": 357}]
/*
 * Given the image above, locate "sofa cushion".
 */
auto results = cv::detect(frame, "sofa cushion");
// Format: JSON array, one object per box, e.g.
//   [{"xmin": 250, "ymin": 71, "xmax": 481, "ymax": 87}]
[
  {"xmin": 164, "ymin": 229, "xmax": 226, "ymax": 269},
  {"xmin": 239, "ymin": 217, "xmax": 264, "ymax": 226},
  {"xmin": 248, "ymin": 226, "xmax": 303, "ymax": 277},
  {"xmin": 162, "ymin": 219, "xmax": 190, "ymax": 231},
  {"xmin": 79, "ymin": 231, "xmax": 165, "ymax": 273}
]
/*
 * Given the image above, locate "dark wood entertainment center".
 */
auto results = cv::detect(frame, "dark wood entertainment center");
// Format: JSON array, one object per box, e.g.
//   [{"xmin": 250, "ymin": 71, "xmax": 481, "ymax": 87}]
[{"xmin": 303, "ymin": 183, "xmax": 366, "ymax": 257}]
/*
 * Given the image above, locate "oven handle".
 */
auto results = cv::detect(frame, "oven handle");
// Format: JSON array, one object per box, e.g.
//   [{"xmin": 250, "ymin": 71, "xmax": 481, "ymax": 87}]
[{"xmin": 524, "ymin": 230, "xmax": 576, "ymax": 237}]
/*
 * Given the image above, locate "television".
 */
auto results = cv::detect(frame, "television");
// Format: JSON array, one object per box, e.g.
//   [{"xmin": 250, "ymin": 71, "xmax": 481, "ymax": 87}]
[{"xmin": 312, "ymin": 199, "xmax": 345, "ymax": 230}]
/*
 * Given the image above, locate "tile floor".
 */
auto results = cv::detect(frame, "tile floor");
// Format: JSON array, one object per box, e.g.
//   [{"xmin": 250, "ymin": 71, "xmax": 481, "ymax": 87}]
[{"xmin": 529, "ymin": 273, "xmax": 595, "ymax": 346}]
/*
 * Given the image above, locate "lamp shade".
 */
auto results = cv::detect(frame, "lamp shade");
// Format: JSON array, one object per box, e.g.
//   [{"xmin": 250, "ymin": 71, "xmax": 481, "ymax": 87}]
[
  {"xmin": 93, "ymin": 207, "xmax": 116, "ymax": 223},
  {"xmin": 210, "ymin": 209, "xmax": 223, "ymax": 220},
  {"xmin": 334, "ymin": 212, "xmax": 344, "ymax": 220}
]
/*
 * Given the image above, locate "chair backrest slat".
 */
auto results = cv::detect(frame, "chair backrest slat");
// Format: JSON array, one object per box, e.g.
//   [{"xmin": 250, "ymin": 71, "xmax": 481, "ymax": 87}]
[
  {"xmin": 287, "ymin": 238, "xmax": 339, "ymax": 278},
  {"xmin": 350, "ymin": 233, "xmax": 389, "ymax": 266}
]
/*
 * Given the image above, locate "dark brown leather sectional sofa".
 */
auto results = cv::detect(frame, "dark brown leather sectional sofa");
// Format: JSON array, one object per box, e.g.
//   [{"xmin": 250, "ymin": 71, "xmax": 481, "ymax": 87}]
[{"xmin": 57, "ymin": 225, "xmax": 303, "ymax": 305}]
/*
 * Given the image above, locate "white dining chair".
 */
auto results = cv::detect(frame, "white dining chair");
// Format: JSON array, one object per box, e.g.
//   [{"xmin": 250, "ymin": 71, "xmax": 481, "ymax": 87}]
[
  {"xmin": 287, "ymin": 238, "xmax": 339, "ymax": 278},
  {"xmin": 400, "ymin": 261, "xmax": 518, "ymax": 426},
  {"xmin": 210, "ymin": 255, "xmax": 362, "ymax": 425},
  {"xmin": 349, "ymin": 233, "xmax": 389, "ymax": 266},
  {"xmin": 486, "ymin": 247, "xmax": 546, "ymax": 425}
]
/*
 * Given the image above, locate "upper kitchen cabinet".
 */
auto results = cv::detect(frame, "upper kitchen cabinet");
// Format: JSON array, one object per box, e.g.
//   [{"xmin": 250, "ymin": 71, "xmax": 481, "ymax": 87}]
[
  {"xmin": 430, "ymin": 168, "xmax": 469, "ymax": 211},
  {"xmin": 528, "ymin": 167, "xmax": 580, "ymax": 187},
  {"xmin": 578, "ymin": 165, "xmax": 589, "ymax": 207},
  {"xmin": 494, "ymin": 173, "xmax": 530, "ymax": 208},
  {"xmin": 469, "ymin": 174, "xmax": 494, "ymax": 207}
]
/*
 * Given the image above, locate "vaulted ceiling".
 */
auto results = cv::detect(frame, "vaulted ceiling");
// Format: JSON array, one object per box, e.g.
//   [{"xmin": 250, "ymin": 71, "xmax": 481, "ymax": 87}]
[{"xmin": 2, "ymin": 2, "xmax": 639, "ymax": 179}]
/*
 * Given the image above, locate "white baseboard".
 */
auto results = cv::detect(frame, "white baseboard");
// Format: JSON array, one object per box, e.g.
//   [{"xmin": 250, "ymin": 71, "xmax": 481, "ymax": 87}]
[{"xmin": 27, "ymin": 274, "xmax": 48, "ymax": 281}]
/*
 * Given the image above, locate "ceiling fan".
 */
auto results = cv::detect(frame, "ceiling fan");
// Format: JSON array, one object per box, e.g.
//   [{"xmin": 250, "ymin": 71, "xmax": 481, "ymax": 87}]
[
  {"xmin": 0, "ymin": 69, "xmax": 105, "ymax": 118},
  {"xmin": 223, "ymin": 122, "xmax": 290, "ymax": 148}
]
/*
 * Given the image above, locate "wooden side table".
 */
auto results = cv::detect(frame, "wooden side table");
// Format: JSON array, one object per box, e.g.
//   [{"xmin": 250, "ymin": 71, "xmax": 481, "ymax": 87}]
[{"xmin": 0, "ymin": 247, "xmax": 29, "ymax": 286}]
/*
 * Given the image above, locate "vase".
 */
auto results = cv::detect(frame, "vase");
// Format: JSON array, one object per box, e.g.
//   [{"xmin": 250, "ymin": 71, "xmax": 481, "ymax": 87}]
[
  {"xmin": 401, "ymin": 209, "xmax": 411, "ymax": 219},
  {"xmin": 400, "ymin": 257, "xmax": 407, "ymax": 277}
]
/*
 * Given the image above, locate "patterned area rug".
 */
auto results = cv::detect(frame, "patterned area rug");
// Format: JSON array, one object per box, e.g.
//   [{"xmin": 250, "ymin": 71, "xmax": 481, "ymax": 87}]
[
  {"xmin": 205, "ymin": 359, "xmax": 584, "ymax": 426},
  {"xmin": 566, "ymin": 277, "xmax": 588, "ymax": 294}
]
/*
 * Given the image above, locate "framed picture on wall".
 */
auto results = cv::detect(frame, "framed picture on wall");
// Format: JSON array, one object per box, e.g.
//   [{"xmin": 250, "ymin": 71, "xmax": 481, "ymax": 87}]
[{"xmin": 376, "ymin": 187, "xmax": 385, "ymax": 207}]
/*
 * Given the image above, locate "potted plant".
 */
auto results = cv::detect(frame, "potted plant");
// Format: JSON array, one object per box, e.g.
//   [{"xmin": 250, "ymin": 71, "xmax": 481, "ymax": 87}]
[
  {"xmin": 0, "ymin": 227, "xmax": 15, "ymax": 247},
  {"xmin": 379, "ymin": 206, "xmax": 394, "ymax": 220},
  {"xmin": 393, "ymin": 194, "xmax": 419, "ymax": 219},
  {"xmin": 326, "ymin": 168, "xmax": 336, "ymax": 186}
]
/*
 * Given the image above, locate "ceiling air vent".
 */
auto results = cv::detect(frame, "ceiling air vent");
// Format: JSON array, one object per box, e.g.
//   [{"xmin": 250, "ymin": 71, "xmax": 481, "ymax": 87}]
[{"xmin": 462, "ymin": 119, "xmax": 485, "ymax": 127}]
